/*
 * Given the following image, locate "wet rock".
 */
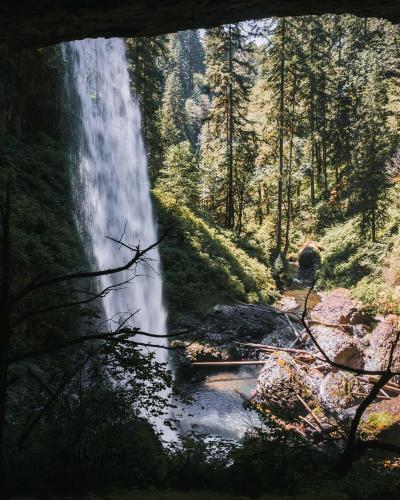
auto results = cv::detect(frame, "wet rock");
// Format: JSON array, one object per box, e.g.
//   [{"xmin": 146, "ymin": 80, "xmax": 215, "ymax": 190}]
[
  {"xmin": 274, "ymin": 295, "xmax": 298, "ymax": 312},
  {"xmin": 319, "ymin": 371, "xmax": 366, "ymax": 412},
  {"xmin": 365, "ymin": 315, "xmax": 400, "ymax": 372},
  {"xmin": 309, "ymin": 325, "xmax": 365, "ymax": 369},
  {"xmin": 298, "ymin": 244, "xmax": 321, "ymax": 270},
  {"xmin": 310, "ymin": 288, "xmax": 371, "ymax": 326},
  {"xmin": 180, "ymin": 303, "xmax": 302, "ymax": 349},
  {"xmin": 255, "ymin": 351, "xmax": 320, "ymax": 421},
  {"xmin": 174, "ymin": 303, "xmax": 303, "ymax": 375}
]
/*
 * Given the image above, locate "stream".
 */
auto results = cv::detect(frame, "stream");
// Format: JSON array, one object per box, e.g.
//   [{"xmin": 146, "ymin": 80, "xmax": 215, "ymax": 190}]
[{"xmin": 178, "ymin": 260, "xmax": 321, "ymax": 440}]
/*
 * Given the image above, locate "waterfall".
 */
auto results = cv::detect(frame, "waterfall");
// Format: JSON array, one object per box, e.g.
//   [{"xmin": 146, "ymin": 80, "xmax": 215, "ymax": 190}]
[{"xmin": 63, "ymin": 38, "xmax": 167, "ymax": 357}]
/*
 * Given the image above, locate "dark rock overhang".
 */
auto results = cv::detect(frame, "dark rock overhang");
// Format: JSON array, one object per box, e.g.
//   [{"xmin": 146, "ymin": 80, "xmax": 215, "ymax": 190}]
[{"xmin": 1, "ymin": 0, "xmax": 399, "ymax": 47}]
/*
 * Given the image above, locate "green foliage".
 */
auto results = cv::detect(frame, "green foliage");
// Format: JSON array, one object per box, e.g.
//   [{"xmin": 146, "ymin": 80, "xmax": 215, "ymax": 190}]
[
  {"xmin": 319, "ymin": 200, "xmax": 400, "ymax": 314},
  {"xmin": 169, "ymin": 31, "xmax": 205, "ymax": 100},
  {"xmin": 201, "ymin": 24, "xmax": 256, "ymax": 230},
  {"xmin": 157, "ymin": 141, "xmax": 200, "ymax": 207},
  {"xmin": 0, "ymin": 133, "xmax": 84, "ymax": 343},
  {"xmin": 126, "ymin": 36, "xmax": 168, "ymax": 180},
  {"xmin": 159, "ymin": 70, "xmax": 188, "ymax": 149},
  {"xmin": 153, "ymin": 189, "xmax": 278, "ymax": 321},
  {"xmin": 6, "ymin": 337, "xmax": 173, "ymax": 497},
  {"xmin": 348, "ymin": 47, "xmax": 395, "ymax": 240},
  {"xmin": 0, "ymin": 45, "xmax": 63, "ymax": 139}
]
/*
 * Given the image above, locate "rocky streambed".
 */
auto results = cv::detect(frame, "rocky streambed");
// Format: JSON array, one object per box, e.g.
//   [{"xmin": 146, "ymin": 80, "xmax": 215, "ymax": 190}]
[
  {"xmin": 173, "ymin": 254, "xmax": 400, "ymax": 444},
  {"xmin": 172, "ymin": 301, "xmax": 306, "ymax": 438}
]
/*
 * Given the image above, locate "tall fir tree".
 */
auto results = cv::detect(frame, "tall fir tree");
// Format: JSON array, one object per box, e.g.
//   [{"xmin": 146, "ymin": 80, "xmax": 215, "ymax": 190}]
[
  {"xmin": 202, "ymin": 23, "xmax": 255, "ymax": 230},
  {"xmin": 126, "ymin": 36, "xmax": 168, "ymax": 181}
]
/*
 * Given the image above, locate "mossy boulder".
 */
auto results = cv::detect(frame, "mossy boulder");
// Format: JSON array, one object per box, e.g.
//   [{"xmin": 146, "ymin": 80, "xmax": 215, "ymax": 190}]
[
  {"xmin": 319, "ymin": 371, "xmax": 365, "ymax": 413},
  {"xmin": 255, "ymin": 351, "xmax": 320, "ymax": 422},
  {"xmin": 185, "ymin": 341, "xmax": 238, "ymax": 362},
  {"xmin": 298, "ymin": 243, "xmax": 321, "ymax": 270},
  {"xmin": 362, "ymin": 395, "xmax": 400, "ymax": 445}
]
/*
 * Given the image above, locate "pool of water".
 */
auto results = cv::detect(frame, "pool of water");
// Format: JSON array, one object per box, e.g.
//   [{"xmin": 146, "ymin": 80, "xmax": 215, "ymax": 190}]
[{"xmin": 177, "ymin": 367, "xmax": 261, "ymax": 439}]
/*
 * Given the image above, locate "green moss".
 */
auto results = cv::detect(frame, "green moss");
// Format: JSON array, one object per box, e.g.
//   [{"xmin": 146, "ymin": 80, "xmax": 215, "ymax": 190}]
[
  {"xmin": 153, "ymin": 189, "xmax": 278, "ymax": 321},
  {"xmin": 0, "ymin": 133, "xmax": 86, "ymax": 351},
  {"xmin": 361, "ymin": 411, "xmax": 399, "ymax": 439}
]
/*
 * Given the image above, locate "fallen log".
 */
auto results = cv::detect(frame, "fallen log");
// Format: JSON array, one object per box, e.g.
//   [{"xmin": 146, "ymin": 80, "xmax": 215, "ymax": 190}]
[
  {"xmin": 206, "ymin": 375, "xmax": 258, "ymax": 383},
  {"xmin": 358, "ymin": 376, "xmax": 400, "ymax": 394},
  {"xmin": 192, "ymin": 360, "xmax": 267, "ymax": 366},
  {"xmin": 234, "ymin": 341, "xmax": 313, "ymax": 356}
]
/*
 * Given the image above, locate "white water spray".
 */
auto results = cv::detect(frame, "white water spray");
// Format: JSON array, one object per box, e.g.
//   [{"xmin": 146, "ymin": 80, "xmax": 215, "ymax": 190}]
[{"xmin": 64, "ymin": 38, "xmax": 167, "ymax": 355}]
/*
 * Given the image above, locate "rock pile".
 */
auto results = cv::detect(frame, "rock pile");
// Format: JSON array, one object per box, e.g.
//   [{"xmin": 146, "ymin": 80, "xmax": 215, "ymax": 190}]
[{"xmin": 254, "ymin": 288, "xmax": 400, "ymax": 440}]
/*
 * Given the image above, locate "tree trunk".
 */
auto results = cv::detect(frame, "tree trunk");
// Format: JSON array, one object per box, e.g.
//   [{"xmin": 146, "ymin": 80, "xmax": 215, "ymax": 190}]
[
  {"xmin": 309, "ymin": 33, "xmax": 316, "ymax": 207},
  {"xmin": 275, "ymin": 19, "xmax": 285, "ymax": 256},
  {"xmin": 284, "ymin": 72, "xmax": 297, "ymax": 256},
  {"xmin": 371, "ymin": 209, "xmax": 376, "ymax": 242},
  {"xmin": 225, "ymin": 25, "xmax": 234, "ymax": 229},
  {"xmin": 0, "ymin": 187, "xmax": 11, "ymax": 459},
  {"xmin": 310, "ymin": 143, "xmax": 316, "ymax": 206}
]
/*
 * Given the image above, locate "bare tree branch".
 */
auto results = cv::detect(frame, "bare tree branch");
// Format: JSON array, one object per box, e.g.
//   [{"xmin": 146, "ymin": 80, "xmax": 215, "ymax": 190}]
[
  {"xmin": 8, "ymin": 324, "xmax": 196, "ymax": 364},
  {"xmin": 12, "ymin": 276, "xmax": 138, "ymax": 326},
  {"xmin": 11, "ymin": 228, "xmax": 171, "ymax": 305}
]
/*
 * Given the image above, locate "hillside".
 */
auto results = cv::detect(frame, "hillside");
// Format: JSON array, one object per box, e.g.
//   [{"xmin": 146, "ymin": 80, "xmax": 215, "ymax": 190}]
[
  {"xmin": 153, "ymin": 189, "xmax": 278, "ymax": 322},
  {"xmin": 319, "ymin": 185, "xmax": 400, "ymax": 315}
]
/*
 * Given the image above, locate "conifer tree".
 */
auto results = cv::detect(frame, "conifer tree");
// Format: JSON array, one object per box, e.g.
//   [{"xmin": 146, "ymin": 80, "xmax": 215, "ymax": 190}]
[
  {"xmin": 202, "ymin": 23, "xmax": 255, "ymax": 230},
  {"xmin": 126, "ymin": 36, "xmax": 167, "ymax": 180},
  {"xmin": 156, "ymin": 140, "xmax": 199, "ymax": 207},
  {"xmin": 159, "ymin": 70, "xmax": 187, "ymax": 150},
  {"xmin": 350, "ymin": 40, "xmax": 394, "ymax": 240}
]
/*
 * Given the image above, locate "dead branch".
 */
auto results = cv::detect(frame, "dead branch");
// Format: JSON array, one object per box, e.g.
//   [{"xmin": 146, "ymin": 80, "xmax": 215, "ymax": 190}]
[
  {"xmin": 8, "ymin": 328, "xmax": 195, "ymax": 364},
  {"xmin": 11, "ymin": 228, "xmax": 171, "ymax": 305}
]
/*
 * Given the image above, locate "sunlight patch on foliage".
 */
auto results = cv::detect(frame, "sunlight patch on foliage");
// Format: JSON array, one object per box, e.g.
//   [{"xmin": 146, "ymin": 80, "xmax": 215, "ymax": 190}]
[{"xmin": 153, "ymin": 189, "xmax": 278, "ymax": 319}]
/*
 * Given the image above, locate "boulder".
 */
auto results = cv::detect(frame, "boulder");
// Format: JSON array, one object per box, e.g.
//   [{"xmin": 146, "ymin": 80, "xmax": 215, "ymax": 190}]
[
  {"xmin": 319, "ymin": 371, "xmax": 366, "ymax": 412},
  {"xmin": 255, "ymin": 351, "xmax": 320, "ymax": 421},
  {"xmin": 310, "ymin": 288, "xmax": 371, "ymax": 326},
  {"xmin": 365, "ymin": 315, "xmax": 400, "ymax": 372},
  {"xmin": 362, "ymin": 395, "xmax": 400, "ymax": 446},
  {"xmin": 309, "ymin": 325, "xmax": 365, "ymax": 369},
  {"xmin": 298, "ymin": 244, "xmax": 321, "ymax": 270},
  {"xmin": 179, "ymin": 303, "xmax": 302, "ymax": 349}
]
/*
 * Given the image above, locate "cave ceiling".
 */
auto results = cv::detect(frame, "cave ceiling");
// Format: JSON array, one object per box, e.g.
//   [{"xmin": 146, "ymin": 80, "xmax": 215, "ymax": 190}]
[{"xmin": 1, "ymin": 0, "xmax": 399, "ymax": 47}]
